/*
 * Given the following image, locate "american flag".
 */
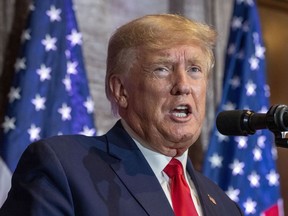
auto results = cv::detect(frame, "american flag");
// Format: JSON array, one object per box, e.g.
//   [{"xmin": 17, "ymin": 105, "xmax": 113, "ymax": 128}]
[
  {"xmin": 203, "ymin": 1, "xmax": 284, "ymax": 215},
  {"xmin": 0, "ymin": 0, "xmax": 96, "ymax": 206}
]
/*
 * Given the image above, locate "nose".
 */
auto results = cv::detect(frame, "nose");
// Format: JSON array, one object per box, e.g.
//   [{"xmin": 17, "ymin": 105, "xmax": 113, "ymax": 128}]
[{"xmin": 170, "ymin": 70, "xmax": 192, "ymax": 95}]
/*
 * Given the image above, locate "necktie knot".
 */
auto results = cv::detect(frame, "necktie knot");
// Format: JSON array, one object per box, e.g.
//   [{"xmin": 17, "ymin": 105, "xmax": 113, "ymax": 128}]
[{"xmin": 164, "ymin": 158, "xmax": 183, "ymax": 178}]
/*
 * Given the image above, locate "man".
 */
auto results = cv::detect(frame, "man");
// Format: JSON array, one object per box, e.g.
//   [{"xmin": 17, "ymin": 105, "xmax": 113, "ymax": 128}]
[{"xmin": 0, "ymin": 14, "xmax": 243, "ymax": 215}]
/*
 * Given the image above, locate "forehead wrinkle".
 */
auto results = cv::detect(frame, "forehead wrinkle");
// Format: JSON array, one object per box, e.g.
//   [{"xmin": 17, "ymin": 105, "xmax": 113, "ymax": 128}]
[
  {"xmin": 183, "ymin": 48, "xmax": 205, "ymax": 64},
  {"xmin": 140, "ymin": 46, "xmax": 207, "ymax": 68},
  {"xmin": 144, "ymin": 51, "xmax": 174, "ymax": 64},
  {"xmin": 164, "ymin": 48, "xmax": 204, "ymax": 65}
]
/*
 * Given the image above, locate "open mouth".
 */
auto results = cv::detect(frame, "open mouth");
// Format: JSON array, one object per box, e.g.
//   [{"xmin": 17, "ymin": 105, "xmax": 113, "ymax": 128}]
[{"xmin": 171, "ymin": 105, "xmax": 191, "ymax": 118}]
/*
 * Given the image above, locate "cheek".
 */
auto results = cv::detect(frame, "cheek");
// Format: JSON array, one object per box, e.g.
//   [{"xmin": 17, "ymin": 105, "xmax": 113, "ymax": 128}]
[
  {"xmin": 193, "ymin": 82, "xmax": 207, "ymax": 118},
  {"xmin": 128, "ymin": 80, "xmax": 167, "ymax": 111},
  {"xmin": 194, "ymin": 81, "xmax": 207, "ymax": 102},
  {"xmin": 141, "ymin": 79, "xmax": 170, "ymax": 99},
  {"xmin": 141, "ymin": 89, "xmax": 167, "ymax": 114}
]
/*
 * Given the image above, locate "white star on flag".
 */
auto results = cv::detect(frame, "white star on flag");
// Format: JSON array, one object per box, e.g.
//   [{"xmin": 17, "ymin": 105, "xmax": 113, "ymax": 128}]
[
  {"xmin": 62, "ymin": 75, "xmax": 72, "ymax": 92},
  {"xmin": 245, "ymin": 0, "xmax": 254, "ymax": 6},
  {"xmin": 27, "ymin": 124, "xmax": 41, "ymax": 142},
  {"xmin": 229, "ymin": 76, "xmax": 241, "ymax": 89},
  {"xmin": 208, "ymin": 153, "xmax": 223, "ymax": 168},
  {"xmin": 257, "ymin": 135, "xmax": 266, "ymax": 148},
  {"xmin": 253, "ymin": 147, "xmax": 262, "ymax": 161},
  {"xmin": 41, "ymin": 34, "xmax": 57, "ymax": 51},
  {"xmin": 58, "ymin": 103, "xmax": 72, "ymax": 121},
  {"xmin": 21, "ymin": 29, "xmax": 31, "ymax": 42},
  {"xmin": 258, "ymin": 106, "xmax": 268, "ymax": 113},
  {"xmin": 67, "ymin": 61, "xmax": 78, "ymax": 74},
  {"xmin": 231, "ymin": 16, "xmax": 243, "ymax": 29},
  {"xmin": 84, "ymin": 97, "xmax": 94, "ymax": 114},
  {"xmin": 235, "ymin": 136, "xmax": 248, "ymax": 149},
  {"xmin": 255, "ymin": 44, "xmax": 265, "ymax": 59},
  {"xmin": 264, "ymin": 84, "xmax": 271, "ymax": 97},
  {"xmin": 229, "ymin": 159, "xmax": 245, "ymax": 176},
  {"xmin": 242, "ymin": 21, "xmax": 250, "ymax": 32},
  {"xmin": 245, "ymin": 80, "xmax": 256, "ymax": 96},
  {"xmin": 226, "ymin": 187, "xmax": 240, "ymax": 202},
  {"xmin": 14, "ymin": 57, "xmax": 26, "ymax": 72},
  {"xmin": 222, "ymin": 101, "xmax": 236, "ymax": 111},
  {"xmin": 248, "ymin": 171, "xmax": 260, "ymax": 187},
  {"xmin": 216, "ymin": 131, "xmax": 229, "ymax": 142},
  {"xmin": 2, "ymin": 116, "xmax": 16, "ymax": 133},
  {"xmin": 31, "ymin": 94, "xmax": 46, "ymax": 111},
  {"xmin": 67, "ymin": 29, "xmax": 82, "ymax": 46},
  {"xmin": 29, "ymin": 3, "xmax": 35, "ymax": 11},
  {"xmin": 248, "ymin": 55, "xmax": 259, "ymax": 70},
  {"xmin": 266, "ymin": 170, "xmax": 279, "ymax": 186},
  {"xmin": 8, "ymin": 87, "xmax": 21, "ymax": 103},
  {"xmin": 37, "ymin": 64, "xmax": 52, "ymax": 81},
  {"xmin": 243, "ymin": 198, "xmax": 257, "ymax": 215},
  {"xmin": 65, "ymin": 50, "xmax": 71, "ymax": 58},
  {"xmin": 46, "ymin": 5, "xmax": 61, "ymax": 22},
  {"xmin": 227, "ymin": 43, "xmax": 236, "ymax": 55},
  {"xmin": 79, "ymin": 126, "xmax": 96, "ymax": 136}
]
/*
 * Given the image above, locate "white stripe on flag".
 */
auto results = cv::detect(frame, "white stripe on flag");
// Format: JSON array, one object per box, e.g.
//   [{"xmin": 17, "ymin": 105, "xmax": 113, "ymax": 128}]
[
  {"xmin": 0, "ymin": 157, "xmax": 11, "ymax": 207},
  {"xmin": 278, "ymin": 199, "xmax": 285, "ymax": 216}
]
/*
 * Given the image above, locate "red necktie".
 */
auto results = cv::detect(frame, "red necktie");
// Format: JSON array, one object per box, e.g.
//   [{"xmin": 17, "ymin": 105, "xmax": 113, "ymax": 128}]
[{"xmin": 164, "ymin": 158, "xmax": 198, "ymax": 216}]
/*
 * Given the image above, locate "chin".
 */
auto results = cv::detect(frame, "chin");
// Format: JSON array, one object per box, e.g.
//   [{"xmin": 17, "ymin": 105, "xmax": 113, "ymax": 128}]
[{"xmin": 168, "ymin": 133, "xmax": 195, "ymax": 145}]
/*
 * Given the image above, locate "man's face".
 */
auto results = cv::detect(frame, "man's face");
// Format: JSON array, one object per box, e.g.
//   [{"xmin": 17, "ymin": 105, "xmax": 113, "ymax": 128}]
[{"xmin": 119, "ymin": 45, "xmax": 209, "ymax": 157}]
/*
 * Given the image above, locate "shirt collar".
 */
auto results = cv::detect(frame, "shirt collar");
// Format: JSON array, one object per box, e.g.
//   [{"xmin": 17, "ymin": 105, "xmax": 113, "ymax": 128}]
[{"xmin": 121, "ymin": 119, "xmax": 189, "ymax": 179}]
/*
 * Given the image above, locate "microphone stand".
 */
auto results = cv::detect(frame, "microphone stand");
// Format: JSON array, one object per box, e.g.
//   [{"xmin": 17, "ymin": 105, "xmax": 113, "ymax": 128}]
[
  {"xmin": 273, "ymin": 132, "xmax": 288, "ymax": 148},
  {"xmin": 266, "ymin": 104, "xmax": 288, "ymax": 148}
]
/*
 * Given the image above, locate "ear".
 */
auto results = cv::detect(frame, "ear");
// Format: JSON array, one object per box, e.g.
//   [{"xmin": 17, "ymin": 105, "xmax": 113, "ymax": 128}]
[{"xmin": 108, "ymin": 74, "xmax": 128, "ymax": 108}]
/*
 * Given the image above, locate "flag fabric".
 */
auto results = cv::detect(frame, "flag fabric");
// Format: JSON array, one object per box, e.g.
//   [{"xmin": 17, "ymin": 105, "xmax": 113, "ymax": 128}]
[
  {"xmin": 0, "ymin": 0, "xmax": 96, "ymax": 205},
  {"xmin": 203, "ymin": 0, "xmax": 284, "ymax": 215},
  {"xmin": 0, "ymin": 158, "xmax": 11, "ymax": 207}
]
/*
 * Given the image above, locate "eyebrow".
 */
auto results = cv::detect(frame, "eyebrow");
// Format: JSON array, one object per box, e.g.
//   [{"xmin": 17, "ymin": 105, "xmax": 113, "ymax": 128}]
[{"xmin": 147, "ymin": 56, "xmax": 204, "ymax": 67}]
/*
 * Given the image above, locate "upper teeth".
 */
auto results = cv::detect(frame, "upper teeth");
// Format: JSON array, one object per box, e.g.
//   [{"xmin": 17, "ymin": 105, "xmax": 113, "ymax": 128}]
[{"xmin": 176, "ymin": 105, "xmax": 187, "ymax": 110}]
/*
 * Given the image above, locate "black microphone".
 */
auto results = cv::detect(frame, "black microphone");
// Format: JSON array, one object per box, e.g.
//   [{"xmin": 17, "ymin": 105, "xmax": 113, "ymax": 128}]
[{"xmin": 216, "ymin": 104, "xmax": 288, "ymax": 136}]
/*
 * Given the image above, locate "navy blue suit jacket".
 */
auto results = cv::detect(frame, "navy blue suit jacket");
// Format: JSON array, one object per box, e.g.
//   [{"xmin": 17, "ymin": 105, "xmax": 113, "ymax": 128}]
[{"xmin": 0, "ymin": 121, "xmax": 243, "ymax": 215}]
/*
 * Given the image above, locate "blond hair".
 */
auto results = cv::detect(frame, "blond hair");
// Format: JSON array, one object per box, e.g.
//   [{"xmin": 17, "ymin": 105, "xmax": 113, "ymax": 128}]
[{"xmin": 105, "ymin": 14, "xmax": 217, "ymax": 115}]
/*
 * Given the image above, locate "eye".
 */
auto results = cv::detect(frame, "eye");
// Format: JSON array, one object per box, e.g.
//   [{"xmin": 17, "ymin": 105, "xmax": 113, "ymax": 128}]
[
  {"xmin": 153, "ymin": 66, "xmax": 170, "ymax": 78},
  {"xmin": 187, "ymin": 66, "xmax": 202, "ymax": 75}
]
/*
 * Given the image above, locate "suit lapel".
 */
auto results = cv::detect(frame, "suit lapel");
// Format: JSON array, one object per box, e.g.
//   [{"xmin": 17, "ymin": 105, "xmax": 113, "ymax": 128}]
[
  {"xmin": 186, "ymin": 159, "xmax": 220, "ymax": 216},
  {"xmin": 106, "ymin": 121, "xmax": 174, "ymax": 216}
]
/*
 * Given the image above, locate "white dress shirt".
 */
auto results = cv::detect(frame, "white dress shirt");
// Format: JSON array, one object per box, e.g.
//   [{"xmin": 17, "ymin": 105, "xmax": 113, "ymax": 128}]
[{"xmin": 121, "ymin": 120, "xmax": 203, "ymax": 216}]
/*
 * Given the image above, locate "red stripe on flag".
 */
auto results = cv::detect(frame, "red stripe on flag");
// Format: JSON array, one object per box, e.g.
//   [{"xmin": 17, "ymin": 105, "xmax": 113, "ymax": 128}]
[{"xmin": 261, "ymin": 200, "xmax": 284, "ymax": 216}]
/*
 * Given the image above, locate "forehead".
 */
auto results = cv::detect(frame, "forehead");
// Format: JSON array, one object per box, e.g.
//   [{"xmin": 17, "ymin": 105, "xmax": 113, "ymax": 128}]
[{"xmin": 138, "ymin": 45, "xmax": 207, "ymax": 63}]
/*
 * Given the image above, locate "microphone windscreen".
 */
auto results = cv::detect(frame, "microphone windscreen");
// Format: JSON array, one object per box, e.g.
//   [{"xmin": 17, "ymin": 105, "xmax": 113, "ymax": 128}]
[{"xmin": 216, "ymin": 110, "xmax": 246, "ymax": 136}]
